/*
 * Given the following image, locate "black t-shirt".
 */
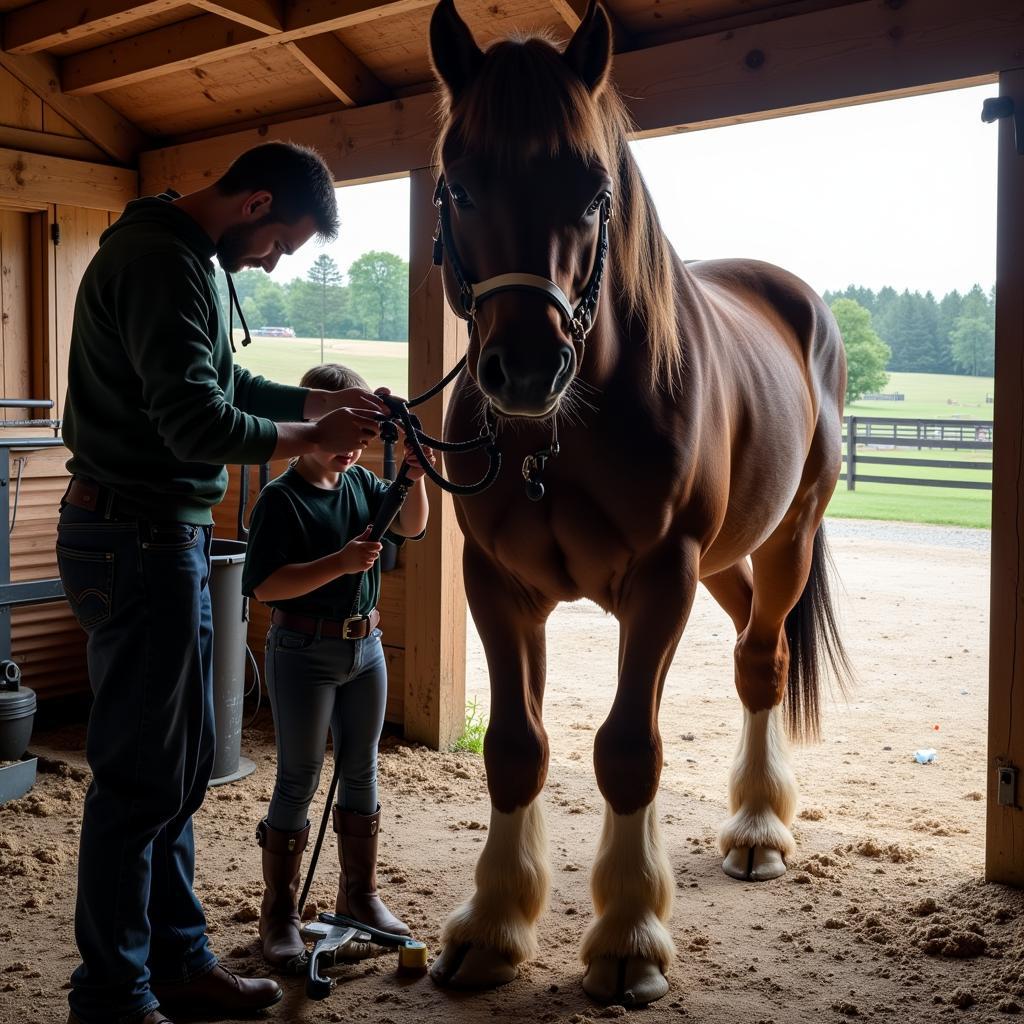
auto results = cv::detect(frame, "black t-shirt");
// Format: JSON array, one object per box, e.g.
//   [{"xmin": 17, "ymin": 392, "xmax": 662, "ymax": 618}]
[{"xmin": 241, "ymin": 464, "xmax": 416, "ymax": 619}]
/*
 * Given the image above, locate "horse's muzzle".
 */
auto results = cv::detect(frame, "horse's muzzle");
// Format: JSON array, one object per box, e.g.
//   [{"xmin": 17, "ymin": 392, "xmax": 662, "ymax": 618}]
[{"xmin": 477, "ymin": 342, "xmax": 575, "ymax": 417}]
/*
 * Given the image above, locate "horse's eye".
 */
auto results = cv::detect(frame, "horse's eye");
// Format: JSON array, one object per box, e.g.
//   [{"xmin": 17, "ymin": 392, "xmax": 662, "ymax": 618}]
[
  {"xmin": 585, "ymin": 192, "xmax": 609, "ymax": 218},
  {"xmin": 449, "ymin": 184, "xmax": 472, "ymax": 208}
]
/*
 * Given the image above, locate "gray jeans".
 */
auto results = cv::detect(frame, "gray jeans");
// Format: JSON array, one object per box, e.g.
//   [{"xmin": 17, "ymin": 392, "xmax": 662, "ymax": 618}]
[{"xmin": 265, "ymin": 623, "xmax": 388, "ymax": 832}]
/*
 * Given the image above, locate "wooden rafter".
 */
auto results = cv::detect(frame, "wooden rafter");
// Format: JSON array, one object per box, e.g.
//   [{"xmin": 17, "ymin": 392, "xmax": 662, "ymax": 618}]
[
  {"xmin": 0, "ymin": 146, "xmax": 137, "ymax": 210},
  {"xmin": 141, "ymin": 0, "xmax": 1024, "ymax": 194},
  {"xmin": 191, "ymin": 0, "xmax": 284, "ymax": 34},
  {"xmin": 286, "ymin": 33, "xmax": 388, "ymax": 106},
  {"xmin": 549, "ymin": 0, "xmax": 630, "ymax": 49},
  {"xmin": 60, "ymin": 0, "xmax": 437, "ymax": 95},
  {"xmin": 1, "ymin": 0, "xmax": 185, "ymax": 55},
  {"xmin": 0, "ymin": 50, "xmax": 147, "ymax": 164}
]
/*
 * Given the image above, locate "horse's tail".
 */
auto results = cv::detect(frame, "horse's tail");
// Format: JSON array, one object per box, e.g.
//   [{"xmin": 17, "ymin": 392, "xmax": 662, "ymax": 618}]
[{"xmin": 783, "ymin": 523, "xmax": 853, "ymax": 743}]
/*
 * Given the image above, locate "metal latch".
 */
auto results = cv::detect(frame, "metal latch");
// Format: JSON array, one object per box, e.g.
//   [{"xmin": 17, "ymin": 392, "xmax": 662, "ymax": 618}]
[
  {"xmin": 981, "ymin": 96, "xmax": 1024, "ymax": 156},
  {"xmin": 997, "ymin": 763, "xmax": 1019, "ymax": 808}
]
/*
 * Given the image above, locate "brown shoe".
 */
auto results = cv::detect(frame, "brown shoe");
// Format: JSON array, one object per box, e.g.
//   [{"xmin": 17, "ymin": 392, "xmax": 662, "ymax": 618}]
[
  {"xmin": 68, "ymin": 1013, "xmax": 172, "ymax": 1024},
  {"xmin": 333, "ymin": 803, "xmax": 410, "ymax": 936},
  {"xmin": 257, "ymin": 818, "xmax": 310, "ymax": 973},
  {"xmin": 151, "ymin": 963, "xmax": 282, "ymax": 1012}
]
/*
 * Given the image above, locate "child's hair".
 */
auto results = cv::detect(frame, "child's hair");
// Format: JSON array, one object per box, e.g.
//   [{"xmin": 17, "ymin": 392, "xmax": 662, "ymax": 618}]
[{"xmin": 300, "ymin": 363, "xmax": 369, "ymax": 392}]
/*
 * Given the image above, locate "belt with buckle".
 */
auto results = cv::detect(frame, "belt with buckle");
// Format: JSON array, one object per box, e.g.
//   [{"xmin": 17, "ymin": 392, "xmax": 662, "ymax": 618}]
[
  {"xmin": 65, "ymin": 476, "xmax": 118, "ymax": 514},
  {"xmin": 271, "ymin": 608, "xmax": 380, "ymax": 640}
]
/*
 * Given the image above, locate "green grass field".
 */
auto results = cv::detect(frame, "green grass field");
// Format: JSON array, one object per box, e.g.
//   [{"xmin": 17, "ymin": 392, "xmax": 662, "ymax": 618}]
[
  {"xmin": 233, "ymin": 335, "xmax": 409, "ymax": 396},
  {"xmin": 831, "ymin": 371, "xmax": 993, "ymax": 529},
  {"xmin": 235, "ymin": 342, "xmax": 994, "ymax": 529}
]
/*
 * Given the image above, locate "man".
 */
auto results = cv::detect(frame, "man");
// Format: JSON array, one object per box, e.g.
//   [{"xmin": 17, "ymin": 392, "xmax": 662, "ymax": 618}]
[{"xmin": 56, "ymin": 142, "xmax": 387, "ymax": 1024}]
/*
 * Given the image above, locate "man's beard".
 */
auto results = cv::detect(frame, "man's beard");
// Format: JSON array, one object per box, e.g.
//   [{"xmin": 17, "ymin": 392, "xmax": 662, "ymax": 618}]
[{"xmin": 216, "ymin": 216, "xmax": 271, "ymax": 273}]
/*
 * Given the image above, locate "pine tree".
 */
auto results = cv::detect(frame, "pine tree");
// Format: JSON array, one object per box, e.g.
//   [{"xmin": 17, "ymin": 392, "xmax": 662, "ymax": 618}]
[{"xmin": 307, "ymin": 254, "xmax": 343, "ymax": 361}]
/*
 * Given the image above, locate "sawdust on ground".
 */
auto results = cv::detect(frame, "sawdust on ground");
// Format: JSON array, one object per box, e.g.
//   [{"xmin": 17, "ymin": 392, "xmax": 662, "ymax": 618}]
[{"xmin": 2, "ymin": 521, "xmax": 1022, "ymax": 1024}]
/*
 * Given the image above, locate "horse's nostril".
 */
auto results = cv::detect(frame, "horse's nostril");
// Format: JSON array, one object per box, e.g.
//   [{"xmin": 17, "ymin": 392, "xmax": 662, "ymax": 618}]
[
  {"xmin": 479, "ymin": 348, "xmax": 507, "ymax": 394},
  {"xmin": 555, "ymin": 344, "xmax": 575, "ymax": 385}
]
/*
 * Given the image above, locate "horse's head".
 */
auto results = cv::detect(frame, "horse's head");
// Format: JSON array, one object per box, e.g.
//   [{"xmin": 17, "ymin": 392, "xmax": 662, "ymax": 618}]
[{"xmin": 429, "ymin": 0, "xmax": 617, "ymax": 419}]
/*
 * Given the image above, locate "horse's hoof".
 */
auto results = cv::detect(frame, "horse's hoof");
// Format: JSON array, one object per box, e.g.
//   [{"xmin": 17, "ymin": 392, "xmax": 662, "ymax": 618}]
[
  {"xmin": 722, "ymin": 845, "xmax": 787, "ymax": 881},
  {"xmin": 429, "ymin": 942, "xmax": 517, "ymax": 989},
  {"xmin": 582, "ymin": 956, "xmax": 669, "ymax": 1006}
]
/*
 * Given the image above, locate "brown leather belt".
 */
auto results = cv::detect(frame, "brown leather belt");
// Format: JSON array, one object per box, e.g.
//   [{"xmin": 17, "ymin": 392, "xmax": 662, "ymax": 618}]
[
  {"xmin": 65, "ymin": 476, "xmax": 117, "ymax": 514},
  {"xmin": 271, "ymin": 607, "xmax": 380, "ymax": 641}
]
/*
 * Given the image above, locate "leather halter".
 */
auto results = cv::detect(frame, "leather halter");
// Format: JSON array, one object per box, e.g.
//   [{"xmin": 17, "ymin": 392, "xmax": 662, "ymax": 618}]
[{"xmin": 431, "ymin": 174, "xmax": 612, "ymax": 347}]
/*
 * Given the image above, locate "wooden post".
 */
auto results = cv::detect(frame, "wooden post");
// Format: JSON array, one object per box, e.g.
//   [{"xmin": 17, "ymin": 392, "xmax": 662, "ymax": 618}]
[
  {"xmin": 845, "ymin": 416, "xmax": 856, "ymax": 491},
  {"xmin": 403, "ymin": 166, "xmax": 467, "ymax": 750},
  {"xmin": 987, "ymin": 66, "xmax": 1024, "ymax": 888}
]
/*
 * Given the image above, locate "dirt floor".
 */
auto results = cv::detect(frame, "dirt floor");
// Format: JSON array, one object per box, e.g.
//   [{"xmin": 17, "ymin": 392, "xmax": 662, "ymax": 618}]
[{"xmin": 2, "ymin": 519, "xmax": 1023, "ymax": 1024}]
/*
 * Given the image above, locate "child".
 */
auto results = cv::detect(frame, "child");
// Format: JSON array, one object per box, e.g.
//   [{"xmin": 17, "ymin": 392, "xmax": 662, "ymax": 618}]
[{"xmin": 242, "ymin": 363, "xmax": 433, "ymax": 973}]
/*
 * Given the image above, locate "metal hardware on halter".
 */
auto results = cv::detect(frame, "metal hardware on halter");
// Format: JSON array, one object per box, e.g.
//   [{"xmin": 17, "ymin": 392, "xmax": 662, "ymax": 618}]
[{"xmin": 521, "ymin": 420, "xmax": 560, "ymax": 502}]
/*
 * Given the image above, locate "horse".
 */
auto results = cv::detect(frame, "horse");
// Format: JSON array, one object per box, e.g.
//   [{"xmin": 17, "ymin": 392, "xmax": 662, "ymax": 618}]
[{"xmin": 426, "ymin": 0, "xmax": 852, "ymax": 1005}]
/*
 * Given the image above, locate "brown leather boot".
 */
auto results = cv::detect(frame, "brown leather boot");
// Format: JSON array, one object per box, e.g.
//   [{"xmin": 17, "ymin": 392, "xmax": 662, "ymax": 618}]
[
  {"xmin": 256, "ymin": 818, "xmax": 310, "ymax": 972},
  {"xmin": 333, "ymin": 804, "xmax": 410, "ymax": 936}
]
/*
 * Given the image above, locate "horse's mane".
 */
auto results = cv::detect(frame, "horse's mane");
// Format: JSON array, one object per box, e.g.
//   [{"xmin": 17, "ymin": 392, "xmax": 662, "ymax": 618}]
[{"xmin": 434, "ymin": 34, "xmax": 683, "ymax": 393}]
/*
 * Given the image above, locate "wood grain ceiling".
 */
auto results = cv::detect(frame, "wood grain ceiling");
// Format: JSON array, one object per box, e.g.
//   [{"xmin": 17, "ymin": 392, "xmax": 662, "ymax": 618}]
[{"xmin": 0, "ymin": 0, "xmax": 864, "ymax": 151}]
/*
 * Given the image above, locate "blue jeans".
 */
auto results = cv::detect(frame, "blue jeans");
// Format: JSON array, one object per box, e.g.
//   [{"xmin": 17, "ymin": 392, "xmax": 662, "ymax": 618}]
[
  {"xmin": 265, "ymin": 624, "xmax": 388, "ymax": 832},
  {"xmin": 56, "ymin": 503, "xmax": 218, "ymax": 1024}
]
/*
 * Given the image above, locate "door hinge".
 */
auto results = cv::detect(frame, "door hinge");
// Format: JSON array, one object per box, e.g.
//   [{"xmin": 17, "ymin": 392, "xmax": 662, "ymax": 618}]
[
  {"xmin": 50, "ymin": 222, "xmax": 61, "ymax": 246},
  {"xmin": 981, "ymin": 96, "xmax": 1024, "ymax": 155}
]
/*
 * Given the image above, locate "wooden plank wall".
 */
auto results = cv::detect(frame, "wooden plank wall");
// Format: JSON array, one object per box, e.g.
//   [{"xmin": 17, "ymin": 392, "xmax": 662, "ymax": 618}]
[
  {"xmin": 9, "ymin": 444, "xmax": 87, "ymax": 700},
  {"xmin": 2, "ymin": 198, "xmax": 117, "ymax": 702},
  {"xmin": 214, "ymin": 447, "xmax": 408, "ymax": 728}
]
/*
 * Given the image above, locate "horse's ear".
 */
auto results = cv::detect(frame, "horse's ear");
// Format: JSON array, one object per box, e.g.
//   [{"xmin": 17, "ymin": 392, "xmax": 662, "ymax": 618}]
[
  {"xmin": 563, "ymin": 1, "xmax": 612, "ymax": 94},
  {"xmin": 430, "ymin": 0, "xmax": 484, "ymax": 103}
]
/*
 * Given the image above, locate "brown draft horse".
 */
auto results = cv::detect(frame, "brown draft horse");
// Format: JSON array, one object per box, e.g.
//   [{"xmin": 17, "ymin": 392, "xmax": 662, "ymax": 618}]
[{"xmin": 428, "ymin": 0, "xmax": 851, "ymax": 1005}]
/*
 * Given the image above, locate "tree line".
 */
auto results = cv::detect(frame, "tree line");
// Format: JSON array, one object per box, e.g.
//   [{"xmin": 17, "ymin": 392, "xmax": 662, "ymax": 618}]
[
  {"xmin": 216, "ymin": 251, "xmax": 409, "ymax": 342},
  {"xmin": 824, "ymin": 283, "xmax": 995, "ymax": 403}
]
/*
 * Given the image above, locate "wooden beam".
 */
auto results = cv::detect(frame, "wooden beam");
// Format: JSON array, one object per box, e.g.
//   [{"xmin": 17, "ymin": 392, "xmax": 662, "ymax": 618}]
[
  {"xmin": 141, "ymin": 0, "xmax": 1024, "ymax": 195},
  {"xmin": 0, "ymin": 51, "xmax": 146, "ymax": 164},
  {"xmin": 191, "ymin": 0, "xmax": 284, "ymax": 33},
  {"xmin": 616, "ymin": 0, "xmax": 1024, "ymax": 139},
  {"xmin": 0, "ymin": 147, "xmax": 137, "ymax": 211},
  {"xmin": 0, "ymin": 125, "xmax": 109, "ymax": 163},
  {"xmin": 286, "ymin": 33, "xmax": 388, "ymax": 106},
  {"xmin": 987, "ymin": 66, "xmax": 1024, "ymax": 889},
  {"xmin": 284, "ymin": 0, "xmax": 434, "ymax": 34},
  {"xmin": 549, "ymin": 0, "xmax": 630, "ymax": 52},
  {"xmin": 404, "ymin": 165, "xmax": 466, "ymax": 750},
  {"xmin": 138, "ymin": 91, "xmax": 437, "ymax": 194},
  {"xmin": 1, "ymin": 0, "xmax": 185, "ymax": 55},
  {"xmin": 61, "ymin": 0, "xmax": 435, "ymax": 95}
]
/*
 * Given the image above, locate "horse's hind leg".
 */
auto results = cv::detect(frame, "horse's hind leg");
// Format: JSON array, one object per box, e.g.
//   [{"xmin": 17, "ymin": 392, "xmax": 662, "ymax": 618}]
[
  {"xmin": 581, "ymin": 539, "xmax": 700, "ymax": 1006},
  {"xmin": 431, "ymin": 543, "xmax": 553, "ymax": 990},
  {"xmin": 717, "ymin": 507, "xmax": 823, "ymax": 882}
]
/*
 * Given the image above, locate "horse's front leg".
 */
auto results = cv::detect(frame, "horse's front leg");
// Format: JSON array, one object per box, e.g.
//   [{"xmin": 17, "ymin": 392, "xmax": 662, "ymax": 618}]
[
  {"xmin": 582, "ymin": 539, "xmax": 699, "ymax": 1006},
  {"xmin": 431, "ymin": 542, "xmax": 554, "ymax": 990}
]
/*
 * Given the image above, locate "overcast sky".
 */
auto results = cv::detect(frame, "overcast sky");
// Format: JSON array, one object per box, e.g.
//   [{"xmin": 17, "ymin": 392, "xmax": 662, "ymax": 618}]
[{"xmin": 270, "ymin": 83, "xmax": 997, "ymax": 300}]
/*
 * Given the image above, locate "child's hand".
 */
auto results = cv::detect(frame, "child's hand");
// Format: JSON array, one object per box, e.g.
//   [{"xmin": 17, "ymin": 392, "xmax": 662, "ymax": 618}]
[
  {"xmin": 337, "ymin": 526, "xmax": 382, "ymax": 574},
  {"xmin": 316, "ymin": 406, "xmax": 380, "ymax": 453},
  {"xmin": 403, "ymin": 442, "xmax": 436, "ymax": 481}
]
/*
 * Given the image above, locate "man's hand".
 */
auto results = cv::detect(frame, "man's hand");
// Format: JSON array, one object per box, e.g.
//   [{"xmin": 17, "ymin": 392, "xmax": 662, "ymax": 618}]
[
  {"xmin": 315, "ymin": 407, "xmax": 380, "ymax": 453},
  {"xmin": 304, "ymin": 387, "xmax": 388, "ymax": 421},
  {"xmin": 403, "ymin": 441, "xmax": 436, "ymax": 481},
  {"xmin": 336, "ymin": 526, "xmax": 382, "ymax": 574}
]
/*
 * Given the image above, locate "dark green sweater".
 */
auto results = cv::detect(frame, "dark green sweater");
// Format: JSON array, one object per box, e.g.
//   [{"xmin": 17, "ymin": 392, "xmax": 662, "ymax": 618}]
[{"xmin": 63, "ymin": 195, "xmax": 309, "ymax": 524}]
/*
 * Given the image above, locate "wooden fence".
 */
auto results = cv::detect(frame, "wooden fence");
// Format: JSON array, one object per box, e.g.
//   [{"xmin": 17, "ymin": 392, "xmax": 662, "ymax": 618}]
[{"xmin": 843, "ymin": 416, "xmax": 993, "ymax": 491}]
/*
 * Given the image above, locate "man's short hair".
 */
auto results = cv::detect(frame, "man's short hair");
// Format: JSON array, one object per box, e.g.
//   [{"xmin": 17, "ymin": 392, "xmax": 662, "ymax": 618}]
[{"xmin": 215, "ymin": 142, "xmax": 339, "ymax": 242}]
